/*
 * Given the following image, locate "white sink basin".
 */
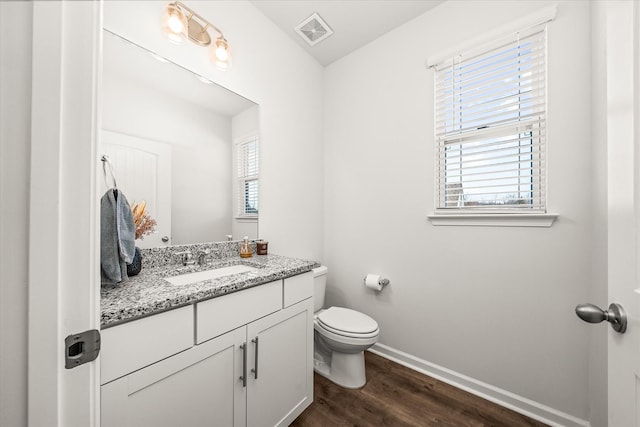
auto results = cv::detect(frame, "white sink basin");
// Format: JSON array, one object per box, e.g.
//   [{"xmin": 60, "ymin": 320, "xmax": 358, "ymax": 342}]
[{"xmin": 165, "ymin": 264, "xmax": 257, "ymax": 286}]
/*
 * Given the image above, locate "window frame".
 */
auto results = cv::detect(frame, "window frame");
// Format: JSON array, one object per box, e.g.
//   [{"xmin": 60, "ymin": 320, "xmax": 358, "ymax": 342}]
[
  {"xmin": 235, "ymin": 133, "xmax": 259, "ymax": 219},
  {"xmin": 428, "ymin": 22, "xmax": 557, "ymax": 227}
]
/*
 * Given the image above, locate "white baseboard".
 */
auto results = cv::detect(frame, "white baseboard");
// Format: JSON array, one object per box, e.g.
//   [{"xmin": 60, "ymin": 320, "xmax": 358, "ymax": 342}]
[{"xmin": 368, "ymin": 343, "xmax": 590, "ymax": 427}]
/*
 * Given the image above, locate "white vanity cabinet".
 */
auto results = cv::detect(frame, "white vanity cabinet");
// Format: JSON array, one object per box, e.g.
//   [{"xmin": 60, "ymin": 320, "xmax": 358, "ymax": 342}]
[{"xmin": 100, "ymin": 271, "xmax": 314, "ymax": 427}]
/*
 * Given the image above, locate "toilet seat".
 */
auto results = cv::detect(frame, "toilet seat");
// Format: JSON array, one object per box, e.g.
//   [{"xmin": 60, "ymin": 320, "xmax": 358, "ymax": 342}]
[{"xmin": 316, "ymin": 307, "xmax": 379, "ymax": 339}]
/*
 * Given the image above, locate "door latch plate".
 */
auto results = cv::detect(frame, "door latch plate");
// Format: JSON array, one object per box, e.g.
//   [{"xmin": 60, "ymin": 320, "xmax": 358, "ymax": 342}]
[{"xmin": 65, "ymin": 329, "xmax": 101, "ymax": 369}]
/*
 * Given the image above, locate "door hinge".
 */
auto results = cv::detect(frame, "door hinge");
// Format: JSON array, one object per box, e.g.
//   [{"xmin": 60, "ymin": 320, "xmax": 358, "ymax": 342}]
[{"xmin": 64, "ymin": 329, "xmax": 101, "ymax": 369}]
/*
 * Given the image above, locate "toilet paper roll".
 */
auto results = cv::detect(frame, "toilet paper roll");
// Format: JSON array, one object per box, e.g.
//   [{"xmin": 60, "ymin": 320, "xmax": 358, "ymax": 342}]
[{"xmin": 364, "ymin": 274, "xmax": 383, "ymax": 291}]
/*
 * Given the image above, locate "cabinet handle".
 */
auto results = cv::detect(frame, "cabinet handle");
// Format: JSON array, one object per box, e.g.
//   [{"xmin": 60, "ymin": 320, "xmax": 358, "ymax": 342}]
[
  {"xmin": 239, "ymin": 342, "xmax": 247, "ymax": 387},
  {"xmin": 251, "ymin": 337, "xmax": 259, "ymax": 380}
]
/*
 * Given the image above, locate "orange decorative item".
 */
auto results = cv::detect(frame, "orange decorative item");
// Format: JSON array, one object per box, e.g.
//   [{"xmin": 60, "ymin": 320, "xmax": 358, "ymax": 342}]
[{"xmin": 131, "ymin": 200, "xmax": 157, "ymax": 240}]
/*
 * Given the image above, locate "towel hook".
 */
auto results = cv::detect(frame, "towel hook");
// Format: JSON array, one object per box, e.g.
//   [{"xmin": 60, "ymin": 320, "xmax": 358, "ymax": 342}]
[{"xmin": 101, "ymin": 155, "xmax": 117, "ymax": 189}]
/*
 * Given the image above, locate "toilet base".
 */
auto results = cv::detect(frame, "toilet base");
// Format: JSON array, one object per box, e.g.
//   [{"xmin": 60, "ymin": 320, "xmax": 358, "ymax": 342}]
[{"xmin": 313, "ymin": 350, "xmax": 367, "ymax": 389}]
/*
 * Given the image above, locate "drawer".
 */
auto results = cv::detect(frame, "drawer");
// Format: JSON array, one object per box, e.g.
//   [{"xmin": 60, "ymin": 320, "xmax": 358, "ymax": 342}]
[
  {"xmin": 283, "ymin": 272, "xmax": 313, "ymax": 308},
  {"xmin": 101, "ymin": 305, "xmax": 194, "ymax": 385},
  {"xmin": 196, "ymin": 280, "xmax": 282, "ymax": 344}
]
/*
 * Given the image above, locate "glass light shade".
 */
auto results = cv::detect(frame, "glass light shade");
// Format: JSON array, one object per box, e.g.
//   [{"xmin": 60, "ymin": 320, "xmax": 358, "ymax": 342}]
[
  {"xmin": 215, "ymin": 59, "xmax": 230, "ymax": 71},
  {"xmin": 163, "ymin": 4, "xmax": 188, "ymax": 45},
  {"xmin": 211, "ymin": 37, "xmax": 231, "ymax": 70},
  {"xmin": 214, "ymin": 38, "xmax": 229, "ymax": 61},
  {"xmin": 168, "ymin": 15, "xmax": 184, "ymax": 33}
]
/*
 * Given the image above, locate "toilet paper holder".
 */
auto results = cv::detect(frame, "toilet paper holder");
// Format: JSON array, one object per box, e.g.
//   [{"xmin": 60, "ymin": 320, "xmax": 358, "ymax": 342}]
[{"xmin": 363, "ymin": 275, "xmax": 390, "ymax": 287}]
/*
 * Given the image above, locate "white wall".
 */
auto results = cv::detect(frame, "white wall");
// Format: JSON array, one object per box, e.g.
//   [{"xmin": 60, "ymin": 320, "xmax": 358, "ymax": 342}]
[
  {"xmin": 103, "ymin": 1, "xmax": 325, "ymax": 261},
  {"xmin": 324, "ymin": 0, "xmax": 594, "ymax": 422},
  {"xmin": 102, "ymin": 71, "xmax": 234, "ymax": 244},
  {"xmin": 0, "ymin": 2, "xmax": 32, "ymax": 426}
]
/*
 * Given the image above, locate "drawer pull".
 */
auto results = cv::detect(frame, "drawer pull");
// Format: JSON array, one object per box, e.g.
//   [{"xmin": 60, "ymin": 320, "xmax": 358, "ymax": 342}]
[
  {"xmin": 251, "ymin": 337, "xmax": 259, "ymax": 380},
  {"xmin": 239, "ymin": 342, "xmax": 247, "ymax": 387}
]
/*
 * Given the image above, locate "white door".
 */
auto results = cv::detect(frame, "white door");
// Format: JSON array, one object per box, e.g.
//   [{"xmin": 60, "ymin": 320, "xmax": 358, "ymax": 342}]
[
  {"xmin": 606, "ymin": 1, "xmax": 640, "ymax": 426},
  {"xmin": 101, "ymin": 130, "xmax": 172, "ymax": 248}
]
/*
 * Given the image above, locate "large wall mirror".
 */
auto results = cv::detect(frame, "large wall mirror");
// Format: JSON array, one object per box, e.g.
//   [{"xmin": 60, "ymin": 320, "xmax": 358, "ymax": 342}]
[{"xmin": 101, "ymin": 29, "xmax": 259, "ymax": 248}]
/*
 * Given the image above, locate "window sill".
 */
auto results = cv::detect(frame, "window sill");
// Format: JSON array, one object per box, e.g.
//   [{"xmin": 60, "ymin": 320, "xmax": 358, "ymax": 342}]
[
  {"xmin": 235, "ymin": 217, "xmax": 258, "ymax": 222},
  {"xmin": 427, "ymin": 213, "xmax": 558, "ymax": 227}
]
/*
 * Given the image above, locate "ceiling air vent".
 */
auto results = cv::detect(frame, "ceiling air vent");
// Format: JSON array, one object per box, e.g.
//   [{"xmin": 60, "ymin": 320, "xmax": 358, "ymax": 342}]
[{"xmin": 294, "ymin": 13, "xmax": 333, "ymax": 46}]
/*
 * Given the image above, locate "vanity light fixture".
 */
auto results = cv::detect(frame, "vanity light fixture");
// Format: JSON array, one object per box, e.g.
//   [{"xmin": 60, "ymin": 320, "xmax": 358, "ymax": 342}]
[{"xmin": 162, "ymin": 1, "xmax": 231, "ymax": 70}]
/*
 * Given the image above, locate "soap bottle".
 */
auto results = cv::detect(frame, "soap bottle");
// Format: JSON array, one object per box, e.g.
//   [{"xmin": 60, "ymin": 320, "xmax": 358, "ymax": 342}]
[{"xmin": 239, "ymin": 236, "xmax": 252, "ymax": 258}]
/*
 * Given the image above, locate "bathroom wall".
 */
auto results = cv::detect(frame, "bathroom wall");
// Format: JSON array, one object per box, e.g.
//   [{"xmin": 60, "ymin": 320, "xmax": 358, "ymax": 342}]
[
  {"xmin": 323, "ymin": 0, "xmax": 595, "ymax": 422},
  {"xmin": 103, "ymin": 1, "xmax": 325, "ymax": 261},
  {"xmin": 103, "ymin": 70, "xmax": 234, "ymax": 244},
  {"xmin": 0, "ymin": 2, "xmax": 32, "ymax": 426}
]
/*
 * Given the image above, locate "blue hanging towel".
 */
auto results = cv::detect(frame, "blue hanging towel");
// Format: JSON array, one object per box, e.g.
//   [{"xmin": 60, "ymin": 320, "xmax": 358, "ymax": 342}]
[{"xmin": 101, "ymin": 188, "xmax": 136, "ymax": 284}]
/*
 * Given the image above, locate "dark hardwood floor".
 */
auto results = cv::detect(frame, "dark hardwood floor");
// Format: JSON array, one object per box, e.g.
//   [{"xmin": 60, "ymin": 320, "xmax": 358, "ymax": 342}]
[{"xmin": 291, "ymin": 351, "xmax": 548, "ymax": 427}]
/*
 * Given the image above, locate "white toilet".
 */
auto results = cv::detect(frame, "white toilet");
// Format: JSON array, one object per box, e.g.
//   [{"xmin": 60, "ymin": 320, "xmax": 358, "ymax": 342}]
[{"xmin": 313, "ymin": 266, "xmax": 379, "ymax": 389}]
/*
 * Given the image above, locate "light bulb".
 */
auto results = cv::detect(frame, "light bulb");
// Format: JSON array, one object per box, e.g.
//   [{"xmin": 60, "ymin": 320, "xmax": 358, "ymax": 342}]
[
  {"xmin": 167, "ymin": 14, "xmax": 184, "ymax": 33},
  {"xmin": 216, "ymin": 46, "xmax": 229, "ymax": 61},
  {"xmin": 214, "ymin": 38, "xmax": 229, "ymax": 62},
  {"xmin": 215, "ymin": 46, "xmax": 228, "ymax": 61}
]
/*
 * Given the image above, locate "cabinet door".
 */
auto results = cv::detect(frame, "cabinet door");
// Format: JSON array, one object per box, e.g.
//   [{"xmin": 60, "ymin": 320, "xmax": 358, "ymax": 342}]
[
  {"xmin": 246, "ymin": 298, "xmax": 314, "ymax": 427},
  {"xmin": 102, "ymin": 327, "xmax": 246, "ymax": 427}
]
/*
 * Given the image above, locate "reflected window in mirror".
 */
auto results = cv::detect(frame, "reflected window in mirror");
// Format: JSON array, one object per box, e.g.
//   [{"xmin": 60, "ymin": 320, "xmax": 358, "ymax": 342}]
[{"xmin": 236, "ymin": 134, "xmax": 259, "ymax": 218}]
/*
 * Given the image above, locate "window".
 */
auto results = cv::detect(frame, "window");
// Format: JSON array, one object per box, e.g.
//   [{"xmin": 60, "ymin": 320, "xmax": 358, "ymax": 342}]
[
  {"xmin": 236, "ymin": 134, "xmax": 259, "ymax": 217},
  {"xmin": 433, "ymin": 25, "xmax": 547, "ymax": 213}
]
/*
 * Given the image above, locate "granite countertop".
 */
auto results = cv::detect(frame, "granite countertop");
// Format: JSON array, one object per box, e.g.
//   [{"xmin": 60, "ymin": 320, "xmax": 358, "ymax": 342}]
[{"xmin": 101, "ymin": 254, "xmax": 319, "ymax": 329}]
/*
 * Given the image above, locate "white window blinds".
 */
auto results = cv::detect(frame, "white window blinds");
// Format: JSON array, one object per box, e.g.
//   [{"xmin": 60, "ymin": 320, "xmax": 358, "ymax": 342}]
[
  {"xmin": 434, "ymin": 25, "xmax": 547, "ymax": 212},
  {"xmin": 236, "ymin": 135, "xmax": 259, "ymax": 217}
]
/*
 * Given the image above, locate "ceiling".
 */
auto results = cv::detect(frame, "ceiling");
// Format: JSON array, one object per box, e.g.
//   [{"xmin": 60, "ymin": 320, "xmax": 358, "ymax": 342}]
[{"xmin": 250, "ymin": 1, "xmax": 445, "ymax": 66}]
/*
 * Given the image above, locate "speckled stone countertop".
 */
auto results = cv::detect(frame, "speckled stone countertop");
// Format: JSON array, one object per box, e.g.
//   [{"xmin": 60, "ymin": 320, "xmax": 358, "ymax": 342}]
[{"xmin": 101, "ymin": 252, "xmax": 319, "ymax": 329}]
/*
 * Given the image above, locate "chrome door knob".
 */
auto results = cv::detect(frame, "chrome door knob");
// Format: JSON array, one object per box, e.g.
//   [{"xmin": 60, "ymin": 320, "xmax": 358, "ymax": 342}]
[{"xmin": 575, "ymin": 303, "xmax": 627, "ymax": 333}]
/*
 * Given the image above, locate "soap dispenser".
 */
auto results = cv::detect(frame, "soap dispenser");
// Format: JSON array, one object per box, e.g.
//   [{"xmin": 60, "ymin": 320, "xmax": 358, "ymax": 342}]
[{"xmin": 239, "ymin": 236, "xmax": 252, "ymax": 258}]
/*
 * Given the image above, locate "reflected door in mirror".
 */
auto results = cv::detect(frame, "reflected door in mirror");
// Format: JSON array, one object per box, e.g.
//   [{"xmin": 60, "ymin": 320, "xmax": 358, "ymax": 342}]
[{"xmin": 102, "ymin": 130, "xmax": 172, "ymax": 248}]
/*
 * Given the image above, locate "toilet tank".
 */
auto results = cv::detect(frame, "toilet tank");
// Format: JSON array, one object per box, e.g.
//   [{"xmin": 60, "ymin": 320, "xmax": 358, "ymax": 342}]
[{"xmin": 312, "ymin": 266, "xmax": 328, "ymax": 312}]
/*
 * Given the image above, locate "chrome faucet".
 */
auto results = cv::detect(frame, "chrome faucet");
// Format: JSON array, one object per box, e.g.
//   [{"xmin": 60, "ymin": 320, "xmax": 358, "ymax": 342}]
[
  {"xmin": 197, "ymin": 249, "xmax": 213, "ymax": 266},
  {"xmin": 174, "ymin": 251, "xmax": 195, "ymax": 266}
]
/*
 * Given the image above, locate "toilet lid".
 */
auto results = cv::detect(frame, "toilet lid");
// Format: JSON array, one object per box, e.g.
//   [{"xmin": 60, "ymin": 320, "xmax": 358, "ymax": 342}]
[{"xmin": 317, "ymin": 307, "xmax": 378, "ymax": 335}]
